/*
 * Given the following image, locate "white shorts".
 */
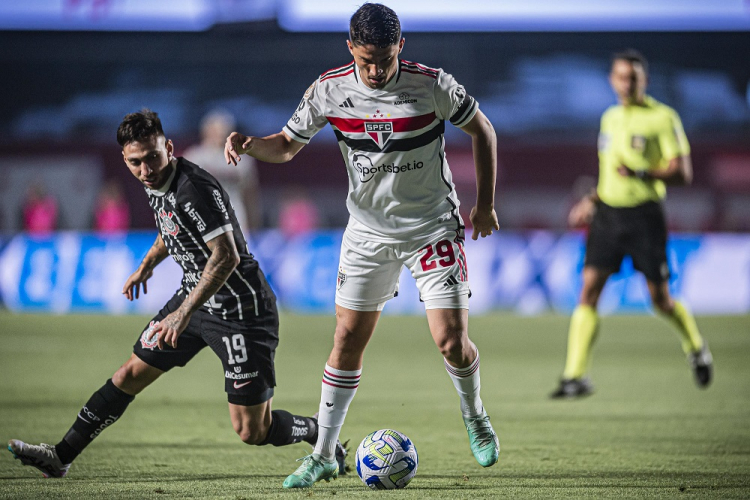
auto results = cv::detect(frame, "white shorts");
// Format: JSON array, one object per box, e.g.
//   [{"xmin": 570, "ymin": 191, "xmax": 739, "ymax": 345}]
[{"xmin": 335, "ymin": 222, "xmax": 470, "ymax": 312}]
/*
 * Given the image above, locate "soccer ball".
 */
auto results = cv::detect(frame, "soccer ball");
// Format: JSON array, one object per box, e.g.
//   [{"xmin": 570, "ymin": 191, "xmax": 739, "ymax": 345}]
[{"xmin": 355, "ymin": 429, "xmax": 418, "ymax": 490}]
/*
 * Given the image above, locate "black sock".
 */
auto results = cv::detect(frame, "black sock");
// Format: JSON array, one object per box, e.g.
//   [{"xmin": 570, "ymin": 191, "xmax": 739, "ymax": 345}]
[
  {"xmin": 307, "ymin": 416, "xmax": 319, "ymax": 445},
  {"xmin": 259, "ymin": 410, "xmax": 317, "ymax": 447},
  {"xmin": 55, "ymin": 379, "xmax": 135, "ymax": 464}
]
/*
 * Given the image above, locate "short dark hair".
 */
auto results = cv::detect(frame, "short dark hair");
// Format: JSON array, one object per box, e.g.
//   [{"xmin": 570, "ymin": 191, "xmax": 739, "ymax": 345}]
[
  {"xmin": 349, "ymin": 3, "xmax": 401, "ymax": 48},
  {"xmin": 117, "ymin": 109, "xmax": 165, "ymax": 147},
  {"xmin": 612, "ymin": 49, "xmax": 648, "ymax": 75}
]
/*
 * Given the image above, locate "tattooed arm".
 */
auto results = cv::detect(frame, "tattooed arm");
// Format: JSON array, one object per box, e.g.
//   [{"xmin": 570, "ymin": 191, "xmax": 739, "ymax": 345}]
[
  {"xmin": 122, "ymin": 234, "xmax": 169, "ymax": 300},
  {"xmin": 152, "ymin": 232, "xmax": 240, "ymax": 349}
]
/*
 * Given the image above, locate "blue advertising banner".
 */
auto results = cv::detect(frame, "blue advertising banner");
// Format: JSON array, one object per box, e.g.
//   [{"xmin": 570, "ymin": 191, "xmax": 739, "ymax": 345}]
[{"xmin": 1, "ymin": 230, "xmax": 748, "ymax": 315}]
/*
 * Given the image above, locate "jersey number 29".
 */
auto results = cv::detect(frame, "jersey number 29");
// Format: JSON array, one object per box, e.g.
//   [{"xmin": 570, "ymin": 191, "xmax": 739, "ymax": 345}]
[{"xmin": 420, "ymin": 240, "xmax": 456, "ymax": 271}]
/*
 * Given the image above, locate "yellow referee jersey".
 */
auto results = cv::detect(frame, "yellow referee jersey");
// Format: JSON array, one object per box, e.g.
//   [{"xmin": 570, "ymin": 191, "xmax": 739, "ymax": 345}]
[{"xmin": 596, "ymin": 95, "xmax": 690, "ymax": 207}]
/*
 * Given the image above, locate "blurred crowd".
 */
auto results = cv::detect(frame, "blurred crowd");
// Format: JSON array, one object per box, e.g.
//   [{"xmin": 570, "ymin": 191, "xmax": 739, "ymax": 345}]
[{"xmin": 19, "ymin": 108, "xmax": 322, "ymax": 238}]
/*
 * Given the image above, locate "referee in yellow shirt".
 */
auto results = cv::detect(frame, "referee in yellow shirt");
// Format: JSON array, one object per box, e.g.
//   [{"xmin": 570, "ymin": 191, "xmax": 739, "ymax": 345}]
[{"xmin": 550, "ymin": 49, "xmax": 713, "ymax": 398}]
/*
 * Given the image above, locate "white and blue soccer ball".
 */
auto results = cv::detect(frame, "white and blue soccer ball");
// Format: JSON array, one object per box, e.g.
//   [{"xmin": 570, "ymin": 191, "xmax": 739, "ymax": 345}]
[{"xmin": 355, "ymin": 429, "xmax": 418, "ymax": 490}]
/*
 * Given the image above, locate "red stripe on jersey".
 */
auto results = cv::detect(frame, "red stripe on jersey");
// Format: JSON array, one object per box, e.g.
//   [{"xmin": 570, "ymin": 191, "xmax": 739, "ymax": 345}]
[
  {"xmin": 327, "ymin": 112, "xmax": 437, "ymax": 134},
  {"xmin": 401, "ymin": 68, "xmax": 438, "ymax": 79},
  {"xmin": 320, "ymin": 69, "xmax": 354, "ymax": 82},
  {"xmin": 401, "ymin": 60, "xmax": 439, "ymax": 76},
  {"xmin": 408, "ymin": 61, "xmax": 438, "ymax": 73},
  {"xmin": 457, "ymin": 240, "xmax": 468, "ymax": 281},
  {"xmin": 323, "ymin": 61, "xmax": 354, "ymax": 74}
]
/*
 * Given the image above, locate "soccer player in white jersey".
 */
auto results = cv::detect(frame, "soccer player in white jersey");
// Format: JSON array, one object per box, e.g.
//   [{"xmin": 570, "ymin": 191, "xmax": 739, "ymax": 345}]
[{"xmin": 225, "ymin": 3, "xmax": 500, "ymax": 488}]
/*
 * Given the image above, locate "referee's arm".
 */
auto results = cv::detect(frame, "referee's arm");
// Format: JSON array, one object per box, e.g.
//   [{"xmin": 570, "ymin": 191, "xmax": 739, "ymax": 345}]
[
  {"xmin": 646, "ymin": 155, "xmax": 693, "ymax": 185},
  {"xmin": 619, "ymin": 155, "xmax": 693, "ymax": 186}
]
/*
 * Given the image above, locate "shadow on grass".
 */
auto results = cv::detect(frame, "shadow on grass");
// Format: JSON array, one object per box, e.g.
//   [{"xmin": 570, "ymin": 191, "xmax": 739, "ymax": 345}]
[
  {"xmin": 3, "ymin": 470, "xmax": 748, "ymax": 484},
  {"xmin": 5, "ymin": 472, "xmax": 745, "ymax": 490}
]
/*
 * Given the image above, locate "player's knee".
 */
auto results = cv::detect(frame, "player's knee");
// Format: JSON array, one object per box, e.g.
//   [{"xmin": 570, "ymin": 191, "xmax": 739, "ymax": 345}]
[
  {"xmin": 580, "ymin": 270, "xmax": 608, "ymax": 306},
  {"xmin": 239, "ymin": 430, "xmax": 265, "ymax": 445},
  {"xmin": 651, "ymin": 294, "xmax": 673, "ymax": 314},
  {"xmin": 234, "ymin": 422, "xmax": 269, "ymax": 445},
  {"xmin": 333, "ymin": 325, "xmax": 367, "ymax": 353},
  {"xmin": 111, "ymin": 361, "xmax": 152, "ymax": 395},
  {"xmin": 112, "ymin": 364, "xmax": 137, "ymax": 388},
  {"xmin": 434, "ymin": 333, "xmax": 463, "ymax": 359},
  {"xmin": 580, "ymin": 287, "xmax": 602, "ymax": 307}
]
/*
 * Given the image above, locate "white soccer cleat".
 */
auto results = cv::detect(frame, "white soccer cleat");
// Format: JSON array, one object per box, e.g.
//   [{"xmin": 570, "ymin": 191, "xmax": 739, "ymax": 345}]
[{"xmin": 7, "ymin": 440, "xmax": 71, "ymax": 478}]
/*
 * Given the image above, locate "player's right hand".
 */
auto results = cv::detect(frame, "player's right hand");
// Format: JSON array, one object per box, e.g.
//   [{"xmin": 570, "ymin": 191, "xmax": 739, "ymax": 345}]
[
  {"xmin": 122, "ymin": 267, "xmax": 154, "ymax": 301},
  {"xmin": 568, "ymin": 197, "xmax": 595, "ymax": 228},
  {"xmin": 225, "ymin": 132, "xmax": 253, "ymax": 166},
  {"xmin": 469, "ymin": 205, "xmax": 500, "ymax": 240}
]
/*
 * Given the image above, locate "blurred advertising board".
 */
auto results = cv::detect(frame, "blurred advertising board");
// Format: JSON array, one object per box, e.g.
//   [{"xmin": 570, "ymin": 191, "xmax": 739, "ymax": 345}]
[
  {"xmin": 0, "ymin": 230, "xmax": 748, "ymax": 315},
  {"xmin": 2, "ymin": 1, "xmax": 749, "ymax": 32},
  {"xmin": 0, "ymin": 0, "xmax": 274, "ymax": 31},
  {"xmin": 279, "ymin": 0, "xmax": 750, "ymax": 32}
]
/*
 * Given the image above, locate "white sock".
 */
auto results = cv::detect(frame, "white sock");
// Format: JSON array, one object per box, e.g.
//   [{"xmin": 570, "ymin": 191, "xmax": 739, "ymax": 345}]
[
  {"xmin": 444, "ymin": 350, "xmax": 483, "ymax": 418},
  {"xmin": 313, "ymin": 364, "xmax": 361, "ymax": 460}
]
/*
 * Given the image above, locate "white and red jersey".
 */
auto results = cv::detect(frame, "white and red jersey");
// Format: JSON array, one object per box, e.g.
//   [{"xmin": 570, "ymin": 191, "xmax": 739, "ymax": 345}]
[{"xmin": 283, "ymin": 59, "xmax": 478, "ymax": 240}]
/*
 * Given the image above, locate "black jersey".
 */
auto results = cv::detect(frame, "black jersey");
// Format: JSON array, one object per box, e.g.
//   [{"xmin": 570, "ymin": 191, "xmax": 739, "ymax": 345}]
[{"xmin": 145, "ymin": 158, "xmax": 272, "ymax": 321}]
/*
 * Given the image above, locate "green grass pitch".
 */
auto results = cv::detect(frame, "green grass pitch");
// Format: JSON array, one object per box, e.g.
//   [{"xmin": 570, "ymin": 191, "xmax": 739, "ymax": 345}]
[{"xmin": 0, "ymin": 311, "xmax": 748, "ymax": 499}]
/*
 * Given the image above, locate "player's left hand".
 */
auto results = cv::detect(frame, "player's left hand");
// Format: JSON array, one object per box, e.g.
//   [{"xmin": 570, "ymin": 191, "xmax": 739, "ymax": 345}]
[
  {"xmin": 152, "ymin": 310, "xmax": 190, "ymax": 350},
  {"xmin": 617, "ymin": 164, "xmax": 636, "ymax": 177},
  {"xmin": 469, "ymin": 205, "xmax": 499, "ymax": 240},
  {"xmin": 225, "ymin": 132, "xmax": 253, "ymax": 166}
]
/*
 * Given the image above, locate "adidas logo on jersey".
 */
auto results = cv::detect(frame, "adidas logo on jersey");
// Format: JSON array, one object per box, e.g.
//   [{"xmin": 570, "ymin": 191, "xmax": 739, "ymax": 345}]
[
  {"xmin": 339, "ymin": 97, "xmax": 354, "ymax": 108},
  {"xmin": 443, "ymin": 275, "xmax": 460, "ymax": 288}
]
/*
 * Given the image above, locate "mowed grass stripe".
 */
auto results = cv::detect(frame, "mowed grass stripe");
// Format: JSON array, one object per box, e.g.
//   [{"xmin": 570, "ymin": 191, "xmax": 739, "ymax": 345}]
[{"xmin": 0, "ymin": 312, "xmax": 748, "ymax": 499}]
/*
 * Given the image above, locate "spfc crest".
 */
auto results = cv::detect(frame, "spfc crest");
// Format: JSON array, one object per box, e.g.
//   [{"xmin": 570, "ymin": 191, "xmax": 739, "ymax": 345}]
[
  {"xmin": 365, "ymin": 122, "xmax": 392, "ymax": 148},
  {"xmin": 337, "ymin": 266, "xmax": 347, "ymax": 290},
  {"xmin": 159, "ymin": 209, "xmax": 179, "ymax": 236}
]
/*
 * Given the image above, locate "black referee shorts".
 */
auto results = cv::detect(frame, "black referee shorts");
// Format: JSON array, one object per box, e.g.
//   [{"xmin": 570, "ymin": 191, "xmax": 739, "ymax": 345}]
[
  {"xmin": 133, "ymin": 293, "xmax": 279, "ymax": 406},
  {"xmin": 585, "ymin": 200, "xmax": 670, "ymax": 284}
]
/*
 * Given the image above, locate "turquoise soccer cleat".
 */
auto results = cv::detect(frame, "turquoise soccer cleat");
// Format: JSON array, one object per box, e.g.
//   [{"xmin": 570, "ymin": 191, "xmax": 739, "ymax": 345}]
[
  {"xmin": 282, "ymin": 454, "xmax": 339, "ymax": 489},
  {"xmin": 463, "ymin": 410, "xmax": 500, "ymax": 467}
]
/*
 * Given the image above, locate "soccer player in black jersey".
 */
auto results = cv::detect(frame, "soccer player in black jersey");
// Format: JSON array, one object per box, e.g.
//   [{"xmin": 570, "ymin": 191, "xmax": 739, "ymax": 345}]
[{"xmin": 7, "ymin": 109, "xmax": 344, "ymax": 478}]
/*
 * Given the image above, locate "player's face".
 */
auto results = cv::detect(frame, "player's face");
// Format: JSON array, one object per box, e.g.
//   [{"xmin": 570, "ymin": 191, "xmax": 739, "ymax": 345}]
[
  {"xmin": 122, "ymin": 135, "xmax": 174, "ymax": 190},
  {"xmin": 348, "ymin": 39, "xmax": 404, "ymax": 89},
  {"xmin": 610, "ymin": 59, "xmax": 647, "ymax": 105}
]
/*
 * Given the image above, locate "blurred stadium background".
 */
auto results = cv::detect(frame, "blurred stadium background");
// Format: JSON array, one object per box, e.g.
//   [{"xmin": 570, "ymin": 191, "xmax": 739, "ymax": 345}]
[{"xmin": 1, "ymin": 1, "xmax": 749, "ymax": 316}]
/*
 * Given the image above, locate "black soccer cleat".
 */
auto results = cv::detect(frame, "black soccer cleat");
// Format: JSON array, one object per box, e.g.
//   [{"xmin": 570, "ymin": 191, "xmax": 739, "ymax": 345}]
[
  {"xmin": 549, "ymin": 377, "xmax": 594, "ymax": 399},
  {"xmin": 688, "ymin": 342, "xmax": 713, "ymax": 388},
  {"xmin": 334, "ymin": 439, "xmax": 350, "ymax": 476}
]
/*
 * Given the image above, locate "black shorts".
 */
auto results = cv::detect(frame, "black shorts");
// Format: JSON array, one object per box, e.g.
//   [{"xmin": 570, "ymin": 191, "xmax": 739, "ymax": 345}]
[
  {"xmin": 585, "ymin": 200, "xmax": 670, "ymax": 284},
  {"xmin": 133, "ymin": 293, "xmax": 279, "ymax": 406}
]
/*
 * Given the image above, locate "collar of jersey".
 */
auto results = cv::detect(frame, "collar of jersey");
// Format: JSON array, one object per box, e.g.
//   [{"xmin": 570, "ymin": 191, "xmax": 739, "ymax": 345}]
[
  {"xmin": 145, "ymin": 159, "xmax": 178, "ymax": 197},
  {"xmin": 642, "ymin": 95, "xmax": 657, "ymax": 108},
  {"xmin": 620, "ymin": 94, "xmax": 657, "ymax": 111},
  {"xmin": 355, "ymin": 61, "xmax": 401, "ymax": 94}
]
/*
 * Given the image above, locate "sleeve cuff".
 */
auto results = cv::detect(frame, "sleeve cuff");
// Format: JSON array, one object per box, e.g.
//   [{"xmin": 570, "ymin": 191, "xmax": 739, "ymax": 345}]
[
  {"xmin": 203, "ymin": 224, "xmax": 233, "ymax": 242},
  {"xmin": 450, "ymin": 97, "xmax": 479, "ymax": 128},
  {"xmin": 283, "ymin": 125, "xmax": 311, "ymax": 144}
]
